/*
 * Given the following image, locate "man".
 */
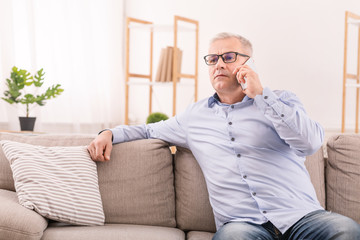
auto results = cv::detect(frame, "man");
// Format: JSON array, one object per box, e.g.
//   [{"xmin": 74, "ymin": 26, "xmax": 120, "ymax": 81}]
[{"xmin": 88, "ymin": 32, "xmax": 360, "ymax": 239}]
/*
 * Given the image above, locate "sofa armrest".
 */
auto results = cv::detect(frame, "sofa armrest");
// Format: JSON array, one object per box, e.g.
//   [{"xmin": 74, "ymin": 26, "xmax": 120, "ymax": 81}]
[{"xmin": 0, "ymin": 189, "xmax": 48, "ymax": 240}]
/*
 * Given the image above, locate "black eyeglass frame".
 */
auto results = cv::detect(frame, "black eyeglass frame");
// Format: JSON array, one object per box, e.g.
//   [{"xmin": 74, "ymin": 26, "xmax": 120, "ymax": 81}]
[{"xmin": 203, "ymin": 52, "xmax": 250, "ymax": 65}]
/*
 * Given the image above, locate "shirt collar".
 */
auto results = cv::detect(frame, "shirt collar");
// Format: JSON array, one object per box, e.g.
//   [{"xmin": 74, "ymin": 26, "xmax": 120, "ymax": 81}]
[{"xmin": 208, "ymin": 93, "xmax": 251, "ymax": 108}]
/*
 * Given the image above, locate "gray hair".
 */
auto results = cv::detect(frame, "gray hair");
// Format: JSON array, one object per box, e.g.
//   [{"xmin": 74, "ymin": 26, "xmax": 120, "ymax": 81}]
[{"xmin": 210, "ymin": 32, "xmax": 253, "ymax": 56}]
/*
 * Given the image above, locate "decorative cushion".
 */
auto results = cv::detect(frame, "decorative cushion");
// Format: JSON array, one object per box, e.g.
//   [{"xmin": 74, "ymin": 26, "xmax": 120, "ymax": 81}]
[
  {"xmin": 0, "ymin": 140, "xmax": 105, "ymax": 226},
  {"xmin": 0, "ymin": 132, "xmax": 96, "ymax": 192}
]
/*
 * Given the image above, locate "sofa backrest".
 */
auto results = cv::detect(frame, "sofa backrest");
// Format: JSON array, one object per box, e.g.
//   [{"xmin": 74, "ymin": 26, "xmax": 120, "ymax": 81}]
[
  {"xmin": 326, "ymin": 134, "xmax": 360, "ymax": 224},
  {"xmin": 174, "ymin": 146, "xmax": 326, "ymax": 232},
  {"xmin": 0, "ymin": 133, "xmax": 176, "ymax": 228},
  {"xmin": 97, "ymin": 139, "xmax": 176, "ymax": 227},
  {"xmin": 174, "ymin": 147, "xmax": 216, "ymax": 232},
  {"xmin": 305, "ymin": 146, "xmax": 326, "ymax": 208}
]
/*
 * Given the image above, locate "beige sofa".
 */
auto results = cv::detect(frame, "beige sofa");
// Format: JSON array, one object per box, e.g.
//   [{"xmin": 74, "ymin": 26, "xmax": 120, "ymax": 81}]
[{"xmin": 0, "ymin": 132, "xmax": 359, "ymax": 240}]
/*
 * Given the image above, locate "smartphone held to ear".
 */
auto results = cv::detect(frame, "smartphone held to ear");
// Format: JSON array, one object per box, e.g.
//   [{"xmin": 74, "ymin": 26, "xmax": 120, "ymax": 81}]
[{"xmin": 240, "ymin": 57, "xmax": 256, "ymax": 90}]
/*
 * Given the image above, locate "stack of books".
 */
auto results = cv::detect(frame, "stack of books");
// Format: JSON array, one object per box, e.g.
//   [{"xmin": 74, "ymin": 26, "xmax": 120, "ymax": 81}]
[{"xmin": 155, "ymin": 46, "xmax": 182, "ymax": 82}]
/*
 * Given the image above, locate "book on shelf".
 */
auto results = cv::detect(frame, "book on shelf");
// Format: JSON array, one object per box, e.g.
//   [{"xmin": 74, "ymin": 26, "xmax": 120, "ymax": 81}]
[{"xmin": 155, "ymin": 46, "xmax": 182, "ymax": 82}]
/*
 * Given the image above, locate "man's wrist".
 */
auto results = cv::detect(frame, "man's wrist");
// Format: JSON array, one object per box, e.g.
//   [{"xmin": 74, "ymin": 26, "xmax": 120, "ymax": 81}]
[{"xmin": 98, "ymin": 129, "xmax": 114, "ymax": 142}]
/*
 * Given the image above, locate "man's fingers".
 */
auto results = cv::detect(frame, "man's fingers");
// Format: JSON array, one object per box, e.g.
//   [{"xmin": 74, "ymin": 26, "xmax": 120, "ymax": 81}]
[
  {"xmin": 104, "ymin": 143, "xmax": 112, "ymax": 161},
  {"xmin": 94, "ymin": 142, "xmax": 106, "ymax": 161},
  {"xmin": 87, "ymin": 130, "xmax": 113, "ymax": 162}
]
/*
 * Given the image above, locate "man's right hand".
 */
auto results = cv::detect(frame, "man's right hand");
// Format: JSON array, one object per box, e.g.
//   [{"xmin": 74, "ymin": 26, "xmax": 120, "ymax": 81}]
[{"xmin": 87, "ymin": 130, "xmax": 113, "ymax": 162}]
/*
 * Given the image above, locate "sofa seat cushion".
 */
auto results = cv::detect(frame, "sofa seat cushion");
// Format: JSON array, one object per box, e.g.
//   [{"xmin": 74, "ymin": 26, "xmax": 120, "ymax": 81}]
[
  {"xmin": 0, "ymin": 189, "xmax": 48, "ymax": 240},
  {"xmin": 186, "ymin": 231, "xmax": 214, "ymax": 240},
  {"xmin": 41, "ymin": 223, "xmax": 185, "ymax": 240},
  {"xmin": 326, "ymin": 134, "xmax": 360, "ymax": 224}
]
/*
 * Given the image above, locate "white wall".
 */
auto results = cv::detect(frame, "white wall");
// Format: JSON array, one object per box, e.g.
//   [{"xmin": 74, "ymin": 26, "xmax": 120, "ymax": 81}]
[{"xmin": 125, "ymin": 0, "xmax": 360, "ymax": 131}]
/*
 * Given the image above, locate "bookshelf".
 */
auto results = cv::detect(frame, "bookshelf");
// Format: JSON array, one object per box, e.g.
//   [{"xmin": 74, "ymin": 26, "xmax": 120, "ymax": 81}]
[
  {"xmin": 125, "ymin": 16, "xmax": 199, "ymax": 125},
  {"xmin": 341, "ymin": 11, "xmax": 360, "ymax": 133}
]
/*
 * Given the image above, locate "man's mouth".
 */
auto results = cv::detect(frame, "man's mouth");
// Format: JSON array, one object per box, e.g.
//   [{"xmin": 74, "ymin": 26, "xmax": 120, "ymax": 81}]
[{"xmin": 214, "ymin": 73, "xmax": 228, "ymax": 79}]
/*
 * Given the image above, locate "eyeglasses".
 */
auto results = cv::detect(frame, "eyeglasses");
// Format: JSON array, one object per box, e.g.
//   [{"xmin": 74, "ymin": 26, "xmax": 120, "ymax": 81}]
[{"xmin": 203, "ymin": 52, "xmax": 250, "ymax": 65}]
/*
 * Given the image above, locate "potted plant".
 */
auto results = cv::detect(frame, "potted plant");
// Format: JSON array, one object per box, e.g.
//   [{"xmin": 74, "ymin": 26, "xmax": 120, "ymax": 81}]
[
  {"xmin": 2, "ymin": 66, "xmax": 64, "ymax": 131},
  {"xmin": 146, "ymin": 112, "xmax": 169, "ymax": 124}
]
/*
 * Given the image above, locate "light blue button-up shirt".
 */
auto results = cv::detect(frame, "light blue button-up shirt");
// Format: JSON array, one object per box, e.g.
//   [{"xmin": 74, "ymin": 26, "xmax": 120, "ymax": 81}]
[{"xmin": 111, "ymin": 87, "xmax": 324, "ymax": 234}]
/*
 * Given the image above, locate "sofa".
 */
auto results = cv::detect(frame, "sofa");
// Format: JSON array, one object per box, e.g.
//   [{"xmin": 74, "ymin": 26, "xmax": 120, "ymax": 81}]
[{"xmin": 0, "ymin": 132, "xmax": 359, "ymax": 240}]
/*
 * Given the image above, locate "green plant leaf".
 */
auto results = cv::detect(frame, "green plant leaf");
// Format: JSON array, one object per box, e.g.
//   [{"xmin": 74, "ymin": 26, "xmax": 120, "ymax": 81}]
[
  {"xmin": 1, "ymin": 66, "xmax": 64, "ymax": 117},
  {"xmin": 146, "ymin": 112, "xmax": 169, "ymax": 124}
]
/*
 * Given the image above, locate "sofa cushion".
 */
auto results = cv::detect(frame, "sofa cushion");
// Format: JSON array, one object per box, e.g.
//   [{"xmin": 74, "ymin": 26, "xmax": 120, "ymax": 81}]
[
  {"xmin": 326, "ymin": 134, "xmax": 360, "ymax": 224},
  {"xmin": 0, "ymin": 189, "xmax": 48, "ymax": 240},
  {"xmin": 304, "ymin": 147, "xmax": 326, "ymax": 208},
  {"xmin": 42, "ymin": 223, "xmax": 185, "ymax": 240},
  {"xmin": 1, "ymin": 140, "xmax": 105, "ymax": 226},
  {"xmin": 0, "ymin": 133, "xmax": 176, "ymax": 227},
  {"xmin": 98, "ymin": 139, "xmax": 176, "ymax": 227},
  {"xmin": 174, "ymin": 147, "xmax": 216, "ymax": 232},
  {"xmin": 187, "ymin": 231, "xmax": 214, "ymax": 240},
  {"xmin": 0, "ymin": 132, "xmax": 95, "ymax": 191}
]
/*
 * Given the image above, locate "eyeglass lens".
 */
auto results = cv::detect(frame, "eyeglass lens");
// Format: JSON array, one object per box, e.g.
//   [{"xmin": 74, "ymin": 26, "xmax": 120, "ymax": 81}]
[{"xmin": 205, "ymin": 52, "xmax": 237, "ymax": 65}]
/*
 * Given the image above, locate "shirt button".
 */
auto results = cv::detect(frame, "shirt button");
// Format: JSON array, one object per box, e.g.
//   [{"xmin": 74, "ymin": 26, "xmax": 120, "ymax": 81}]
[
  {"xmin": 231, "ymin": 137, "xmax": 235, "ymax": 141},
  {"xmin": 264, "ymin": 96, "xmax": 268, "ymax": 99},
  {"xmin": 243, "ymin": 175, "xmax": 247, "ymax": 179},
  {"xmin": 262, "ymin": 210, "xmax": 267, "ymax": 214},
  {"xmin": 281, "ymin": 114, "xmax": 284, "ymax": 117},
  {"xmin": 252, "ymin": 192, "xmax": 256, "ymax": 196},
  {"xmin": 228, "ymin": 122, "xmax": 233, "ymax": 125},
  {"xmin": 231, "ymin": 105, "xmax": 234, "ymax": 109},
  {"xmin": 237, "ymin": 154, "xmax": 241, "ymax": 158}
]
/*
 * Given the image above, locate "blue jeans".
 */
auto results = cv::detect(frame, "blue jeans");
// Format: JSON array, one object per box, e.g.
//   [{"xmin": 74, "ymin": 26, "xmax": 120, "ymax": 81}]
[{"xmin": 212, "ymin": 210, "xmax": 360, "ymax": 240}]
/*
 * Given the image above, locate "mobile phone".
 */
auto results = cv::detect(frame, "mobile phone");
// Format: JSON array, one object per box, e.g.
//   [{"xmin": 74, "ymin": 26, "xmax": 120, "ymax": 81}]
[{"xmin": 240, "ymin": 57, "xmax": 256, "ymax": 90}]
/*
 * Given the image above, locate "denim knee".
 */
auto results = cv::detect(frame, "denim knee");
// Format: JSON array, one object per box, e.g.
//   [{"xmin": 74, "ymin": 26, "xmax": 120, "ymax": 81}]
[
  {"xmin": 334, "ymin": 216, "xmax": 360, "ymax": 239},
  {"xmin": 212, "ymin": 222, "xmax": 272, "ymax": 240}
]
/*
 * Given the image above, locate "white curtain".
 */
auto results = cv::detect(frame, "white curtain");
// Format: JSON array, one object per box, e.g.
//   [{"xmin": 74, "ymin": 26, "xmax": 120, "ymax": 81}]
[{"xmin": 0, "ymin": 0, "xmax": 124, "ymax": 133}]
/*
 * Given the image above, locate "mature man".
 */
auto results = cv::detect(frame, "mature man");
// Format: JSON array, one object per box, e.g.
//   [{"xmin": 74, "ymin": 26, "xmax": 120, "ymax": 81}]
[{"xmin": 88, "ymin": 32, "xmax": 360, "ymax": 239}]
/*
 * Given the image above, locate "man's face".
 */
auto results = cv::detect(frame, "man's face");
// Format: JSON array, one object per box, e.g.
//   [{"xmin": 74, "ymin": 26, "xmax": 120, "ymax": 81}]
[{"xmin": 208, "ymin": 37, "xmax": 250, "ymax": 94}]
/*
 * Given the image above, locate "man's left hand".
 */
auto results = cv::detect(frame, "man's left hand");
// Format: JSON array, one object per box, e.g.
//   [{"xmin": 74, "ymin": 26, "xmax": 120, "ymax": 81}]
[{"xmin": 233, "ymin": 65, "xmax": 263, "ymax": 98}]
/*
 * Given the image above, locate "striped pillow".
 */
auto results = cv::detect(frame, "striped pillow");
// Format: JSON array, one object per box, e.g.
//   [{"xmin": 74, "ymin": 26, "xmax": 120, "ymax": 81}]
[{"xmin": 0, "ymin": 140, "xmax": 104, "ymax": 226}]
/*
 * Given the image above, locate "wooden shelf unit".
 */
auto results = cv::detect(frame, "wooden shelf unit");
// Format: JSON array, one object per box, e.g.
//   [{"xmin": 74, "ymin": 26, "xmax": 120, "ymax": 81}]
[
  {"xmin": 125, "ymin": 16, "xmax": 199, "ymax": 125},
  {"xmin": 342, "ymin": 11, "xmax": 360, "ymax": 133}
]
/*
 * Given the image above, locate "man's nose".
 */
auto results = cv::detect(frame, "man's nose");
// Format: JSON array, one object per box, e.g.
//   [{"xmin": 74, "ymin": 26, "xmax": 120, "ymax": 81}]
[{"xmin": 215, "ymin": 57, "xmax": 226, "ymax": 69}]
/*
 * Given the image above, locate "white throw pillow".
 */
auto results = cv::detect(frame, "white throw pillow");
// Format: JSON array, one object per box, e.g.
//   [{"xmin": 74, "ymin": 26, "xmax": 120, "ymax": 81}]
[{"xmin": 0, "ymin": 140, "xmax": 105, "ymax": 226}]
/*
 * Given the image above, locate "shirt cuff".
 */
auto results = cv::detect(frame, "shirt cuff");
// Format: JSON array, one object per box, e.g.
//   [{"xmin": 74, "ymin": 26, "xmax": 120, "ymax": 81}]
[{"xmin": 254, "ymin": 87, "xmax": 278, "ymax": 112}]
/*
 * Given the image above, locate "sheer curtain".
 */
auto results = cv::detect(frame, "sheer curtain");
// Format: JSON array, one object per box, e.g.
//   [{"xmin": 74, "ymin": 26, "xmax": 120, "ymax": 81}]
[{"xmin": 0, "ymin": 0, "xmax": 124, "ymax": 133}]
